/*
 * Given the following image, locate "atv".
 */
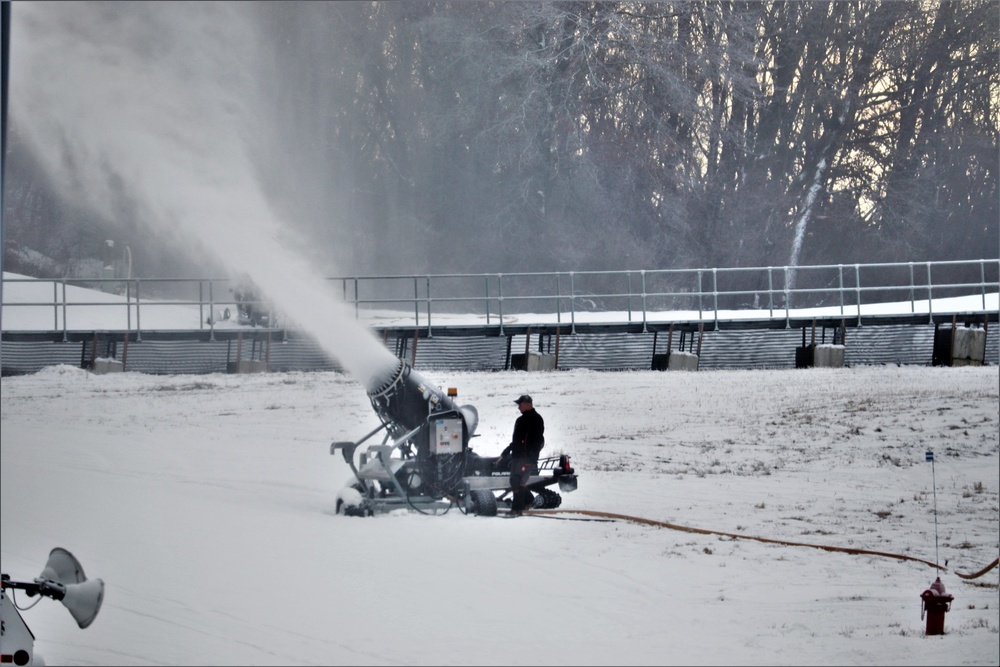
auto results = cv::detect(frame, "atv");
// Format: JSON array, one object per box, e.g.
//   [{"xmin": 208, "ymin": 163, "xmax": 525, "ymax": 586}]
[{"xmin": 464, "ymin": 449, "xmax": 578, "ymax": 513}]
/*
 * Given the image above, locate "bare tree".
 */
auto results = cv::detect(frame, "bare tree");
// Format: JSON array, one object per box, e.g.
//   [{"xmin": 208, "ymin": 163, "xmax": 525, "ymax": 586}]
[{"xmin": 6, "ymin": 1, "xmax": 997, "ymax": 280}]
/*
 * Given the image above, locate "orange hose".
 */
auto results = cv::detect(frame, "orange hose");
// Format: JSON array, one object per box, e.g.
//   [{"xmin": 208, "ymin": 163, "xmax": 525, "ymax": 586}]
[
  {"xmin": 954, "ymin": 557, "xmax": 999, "ymax": 580},
  {"xmin": 532, "ymin": 509, "xmax": 998, "ymax": 578}
]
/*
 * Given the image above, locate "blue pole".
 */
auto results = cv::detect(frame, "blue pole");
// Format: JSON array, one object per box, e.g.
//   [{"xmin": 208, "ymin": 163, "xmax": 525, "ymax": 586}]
[{"xmin": 926, "ymin": 450, "xmax": 940, "ymax": 571}]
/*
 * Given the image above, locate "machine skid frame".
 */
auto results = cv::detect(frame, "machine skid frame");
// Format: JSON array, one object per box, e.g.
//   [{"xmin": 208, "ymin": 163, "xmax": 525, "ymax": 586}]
[{"xmin": 331, "ymin": 421, "xmax": 578, "ymax": 517}]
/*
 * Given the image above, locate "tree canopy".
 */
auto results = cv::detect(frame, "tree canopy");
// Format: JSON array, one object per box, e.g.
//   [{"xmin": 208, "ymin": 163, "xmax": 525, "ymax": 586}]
[{"xmin": 5, "ymin": 1, "xmax": 998, "ymax": 279}]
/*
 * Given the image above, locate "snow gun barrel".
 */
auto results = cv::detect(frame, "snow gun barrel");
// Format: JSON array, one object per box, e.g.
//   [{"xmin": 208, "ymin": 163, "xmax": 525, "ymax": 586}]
[{"xmin": 365, "ymin": 358, "xmax": 478, "ymax": 445}]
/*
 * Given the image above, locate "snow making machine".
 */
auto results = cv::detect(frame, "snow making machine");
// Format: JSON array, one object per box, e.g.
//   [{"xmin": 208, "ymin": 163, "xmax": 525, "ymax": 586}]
[{"xmin": 331, "ymin": 359, "xmax": 578, "ymax": 516}]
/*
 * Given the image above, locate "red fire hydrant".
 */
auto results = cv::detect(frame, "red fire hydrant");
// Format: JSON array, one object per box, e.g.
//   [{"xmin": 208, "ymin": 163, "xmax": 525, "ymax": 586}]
[{"xmin": 920, "ymin": 577, "xmax": 954, "ymax": 636}]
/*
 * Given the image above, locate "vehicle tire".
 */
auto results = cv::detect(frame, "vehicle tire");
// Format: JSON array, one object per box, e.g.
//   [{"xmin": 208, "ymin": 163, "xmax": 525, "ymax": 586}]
[
  {"xmin": 470, "ymin": 489, "xmax": 498, "ymax": 516},
  {"xmin": 338, "ymin": 501, "xmax": 368, "ymax": 517},
  {"xmin": 532, "ymin": 488, "xmax": 562, "ymax": 510},
  {"xmin": 336, "ymin": 484, "xmax": 368, "ymax": 517},
  {"xmin": 336, "ymin": 498, "xmax": 368, "ymax": 517}
]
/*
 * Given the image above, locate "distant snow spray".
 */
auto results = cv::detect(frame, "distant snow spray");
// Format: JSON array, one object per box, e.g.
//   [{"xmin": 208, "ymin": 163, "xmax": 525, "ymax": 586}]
[{"xmin": 919, "ymin": 448, "xmax": 954, "ymax": 636}]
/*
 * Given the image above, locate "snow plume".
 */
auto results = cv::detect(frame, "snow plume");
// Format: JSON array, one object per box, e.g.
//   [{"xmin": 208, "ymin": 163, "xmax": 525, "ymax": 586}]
[
  {"xmin": 786, "ymin": 157, "xmax": 827, "ymax": 292},
  {"xmin": 9, "ymin": 2, "xmax": 398, "ymax": 388}
]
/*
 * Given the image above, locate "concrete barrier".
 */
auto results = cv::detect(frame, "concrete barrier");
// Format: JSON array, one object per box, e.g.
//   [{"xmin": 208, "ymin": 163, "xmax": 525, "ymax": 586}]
[
  {"xmin": 510, "ymin": 352, "xmax": 556, "ymax": 371},
  {"xmin": 91, "ymin": 358, "xmax": 124, "ymax": 374},
  {"xmin": 814, "ymin": 344, "xmax": 845, "ymax": 368},
  {"xmin": 933, "ymin": 324, "xmax": 988, "ymax": 366},
  {"xmin": 227, "ymin": 360, "xmax": 269, "ymax": 374},
  {"xmin": 952, "ymin": 327, "xmax": 987, "ymax": 366},
  {"xmin": 667, "ymin": 350, "xmax": 699, "ymax": 371}
]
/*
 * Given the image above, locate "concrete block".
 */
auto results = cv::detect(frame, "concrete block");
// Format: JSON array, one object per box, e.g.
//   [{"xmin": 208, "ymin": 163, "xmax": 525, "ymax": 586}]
[
  {"xmin": 91, "ymin": 358, "xmax": 124, "ymax": 374},
  {"xmin": 667, "ymin": 351, "xmax": 699, "ymax": 371},
  {"xmin": 527, "ymin": 352, "xmax": 556, "ymax": 371},
  {"xmin": 814, "ymin": 344, "xmax": 845, "ymax": 368},
  {"xmin": 511, "ymin": 352, "xmax": 556, "ymax": 371},
  {"xmin": 227, "ymin": 360, "xmax": 269, "ymax": 374},
  {"xmin": 952, "ymin": 327, "xmax": 986, "ymax": 365}
]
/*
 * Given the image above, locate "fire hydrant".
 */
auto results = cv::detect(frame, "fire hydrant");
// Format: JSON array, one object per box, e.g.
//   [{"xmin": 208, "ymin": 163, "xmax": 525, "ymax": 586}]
[{"xmin": 920, "ymin": 577, "xmax": 954, "ymax": 636}]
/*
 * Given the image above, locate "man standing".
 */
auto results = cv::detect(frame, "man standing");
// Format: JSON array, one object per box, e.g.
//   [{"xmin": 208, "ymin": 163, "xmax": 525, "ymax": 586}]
[{"xmin": 502, "ymin": 394, "xmax": 545, "ymax": 516}]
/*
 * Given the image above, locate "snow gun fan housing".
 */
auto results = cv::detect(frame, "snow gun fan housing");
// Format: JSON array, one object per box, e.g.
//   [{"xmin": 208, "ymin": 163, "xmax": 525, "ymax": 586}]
[
  {"xmin": 366, "ymin": 359, "xmax": 479, "ymax": 443},
  {"xmin": 365, "ymin": 359, "xmax": 478, "ymax": 500},
  {"xmin": 332, "ymin": 359, "xmax": 578, "ymax": 516}
]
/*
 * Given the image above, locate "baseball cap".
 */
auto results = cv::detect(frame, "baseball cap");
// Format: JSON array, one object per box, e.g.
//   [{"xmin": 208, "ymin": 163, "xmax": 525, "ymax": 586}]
[{"xmin": 514, "ymin": 394, "xmax": 533, "ymax": 404}]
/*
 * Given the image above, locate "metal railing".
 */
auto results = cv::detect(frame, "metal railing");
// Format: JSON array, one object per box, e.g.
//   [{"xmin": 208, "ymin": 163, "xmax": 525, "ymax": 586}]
[{"xmin": 2, "ymin": 259, "xmax": 997, "ymax": 340}]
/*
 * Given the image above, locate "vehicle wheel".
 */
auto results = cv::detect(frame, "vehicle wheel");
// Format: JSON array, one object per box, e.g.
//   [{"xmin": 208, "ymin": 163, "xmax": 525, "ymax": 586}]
[
  {"xmin": 337, "ymin": 500, "xmax": 367, "ymax": 517},
  {"xmin": 470, "ymin": 489, "xmax": 498, "ymax": 516},
  {"xmin": 532, "ymin": 488, "xmax": 562, "ymax": 510},
  {"xmin": 336, "ymin": 483, "xmax": 367, "ymax": 517}
]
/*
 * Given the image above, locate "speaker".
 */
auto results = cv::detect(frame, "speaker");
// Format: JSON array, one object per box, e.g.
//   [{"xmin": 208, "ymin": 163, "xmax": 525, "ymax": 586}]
[
  {"xmin": 38, "ymin": 548, "xmax": 104, "ymax": 629},
  {"xmin": 39, "ymin": 547, "xmax": 87, "ymax": 585},
  {"xmin": 62, "ymin": 578, "xmax": 105, "ymax": 629}
]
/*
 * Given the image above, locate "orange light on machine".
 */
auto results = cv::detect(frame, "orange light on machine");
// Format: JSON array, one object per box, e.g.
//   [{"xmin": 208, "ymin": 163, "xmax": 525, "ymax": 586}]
[{"xmin": 447, "ymin": 387, "xmax": 458, "ymax": 397}]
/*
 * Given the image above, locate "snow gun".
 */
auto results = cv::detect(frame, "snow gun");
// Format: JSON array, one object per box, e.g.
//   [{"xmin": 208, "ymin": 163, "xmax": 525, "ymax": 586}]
[{"xmin": 330, "ymin": 358, "xmax": 577, "ymax": 516}]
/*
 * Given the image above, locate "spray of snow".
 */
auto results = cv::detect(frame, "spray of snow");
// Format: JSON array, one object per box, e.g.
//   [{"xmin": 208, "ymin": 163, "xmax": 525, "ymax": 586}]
[
  {"xmin": 786, "ymin": 157, "xmax": 827, "ymax": 292},
  {"xmin": 9, "ymin": 3, "xmax": 398, "ymax": 389}
]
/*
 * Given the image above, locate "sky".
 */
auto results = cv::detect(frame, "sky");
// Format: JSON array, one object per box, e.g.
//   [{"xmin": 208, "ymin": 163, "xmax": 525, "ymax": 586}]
[{"xmin": 1, "ymin": 287, "xmax": 999, "ymax": 666}]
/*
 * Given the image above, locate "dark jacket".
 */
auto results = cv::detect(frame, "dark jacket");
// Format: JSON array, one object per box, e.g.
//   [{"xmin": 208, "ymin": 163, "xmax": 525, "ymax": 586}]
[{"xmin": 505, "ymin": 408, "xmax": 544, "ymax": 461}]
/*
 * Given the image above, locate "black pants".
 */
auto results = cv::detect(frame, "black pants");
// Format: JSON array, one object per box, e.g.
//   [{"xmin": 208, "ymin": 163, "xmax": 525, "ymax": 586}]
[{"xmin": 509, "ymin": 458, "xmax": 537, "ymax": 512}]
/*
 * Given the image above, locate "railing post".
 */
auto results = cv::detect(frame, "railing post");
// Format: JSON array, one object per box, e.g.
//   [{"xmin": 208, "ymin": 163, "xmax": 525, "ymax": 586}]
[
  {"xmin": 854, "ymin": 264, "xmax": 862, "ymax": 326},
  {"xmin": 838, "ymin": 264, "xmax": 845, "ymax": 317},
  {"xmin": 208, "ymin": 280, "xmax": 215, "ymax": 341},
  {"xmin": 712, "ymin": 268, "xmax": 719, "ymax": 330},
  {"xmin": 980, "ymin": 259, "xmax": 987, "ymax": 310},
  {"xmin": 697, "ymin": 270, "xmax": 704, "ymax": 320},
  {"xmin": 569, "ymin": 272, "xmax": 576, "ymax": 334},
  {"xmin": 626, "ymin": 272, "xmax": 633, "ymax": 323},
  {"xmin": 640, "ymin": 270, "xmax": 647, "ymax": 333},
  {"xmin": 497, "ymin": 274, "xmax": 505, "ymax": 336},
  {"xmin": 135, "ymin": 279, "xmax": 142, "ymax": 341},
  {"xmin": 926, "ymin": 262, "xmax": 933, "ymax": 324},
  {"xmin": 52, "ymin": 280, "xmax": 59, "ymax": 332},
  {"xmin": 555, "ymin": 273, "xmax": 562, "ymax": 326},
  {"xmin": 485, "ymin": 276, "xmax": 491, "ymax": 326},
  {"xmin": 767, "ymin": 267, "xmax": 774, "ymax": 318},
  {"xmin": 426, "ymin": 275, "xmax": 432, "ymax": 338},
  {"xmin": 783, "ymin": 267, "xmax": 790, "ymax": 329},
  {"xmin": 60, "ymin": 281, "xmax": 67, "ymax": 341},
  {"xmin": 126, "ymin": 279, "xmax": 132, "ymax": 332},
  {"xmin": 909, "ymin": 262, "xmax": 916, "ymax": 313},
  {"xmin": 413, "ymin": 277, "xmax": 420, "ymax": 328}
]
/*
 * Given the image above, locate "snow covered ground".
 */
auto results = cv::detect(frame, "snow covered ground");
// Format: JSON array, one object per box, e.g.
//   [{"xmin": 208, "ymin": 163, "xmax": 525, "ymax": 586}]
[{"xmin": 1, "ymin": 362, "xmax": 997, "ymax": 666}]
